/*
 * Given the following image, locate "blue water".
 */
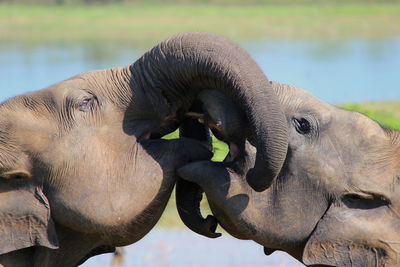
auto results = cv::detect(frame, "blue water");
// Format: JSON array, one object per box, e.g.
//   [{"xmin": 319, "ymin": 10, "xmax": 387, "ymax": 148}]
[
  {"xmin": 248, "ymin": 38, "xmax": 400, "ymax": 103},
  {"xmin": 1, "ymin": 38, "xmax": 399, "ymax": 103},
  {"xmin": 0, "ymin": 39, "xmax": 399, "ymax": 266},
  {"xmin": 83, "ymin": 228, "xmax": 303, "ymax": 267}
]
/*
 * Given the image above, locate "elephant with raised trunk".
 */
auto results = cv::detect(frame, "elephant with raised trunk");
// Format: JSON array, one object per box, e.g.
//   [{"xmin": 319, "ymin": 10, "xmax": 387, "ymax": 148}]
[
  {"xmin": 0, "ymin": 33, "xmax": 288, "ymax": 266},
  {"xmin": 178, "ymin": 82, "xmax": 400, "ymax": 266}
]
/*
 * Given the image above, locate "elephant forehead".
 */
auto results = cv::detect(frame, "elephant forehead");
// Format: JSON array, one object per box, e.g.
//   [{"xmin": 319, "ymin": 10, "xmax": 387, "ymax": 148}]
[
  {"xmin": 2, "ymin": 103, "xmax": 56, "ymax": 150},
  {"xmin": 272, "ymin": 82, "xmax": 332, "ymax": 112},
  {"xmin": 0, "ymin": 93, "xmax": 58, "ymax": 170},
  {"xmin": 69, "ymin": 68, "xmax": 131, "ymax": 102},
  {"xmin": 348, "ymin": 110, "xmax": 389, "ymax": 137},
  {"xmin": 338, "ymin": 111, "xmax": 399, "ymax": 190},
  {"xmin": 2, "ymin": 88, "xmax": 57, "ymax": 115}
]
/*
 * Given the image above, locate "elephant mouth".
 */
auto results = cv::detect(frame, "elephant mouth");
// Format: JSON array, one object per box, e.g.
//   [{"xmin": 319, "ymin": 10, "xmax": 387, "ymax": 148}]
[
  {"xmin": 184, "ymin": 111, "xmax": 242, "ymax": 163},
  {"xmin": 138, "ymin": 108, "xmax": 243, "ymax": 165},
  {"xmin": 139, "ymin": 114, "xmax": 180, "ymax": 140}
]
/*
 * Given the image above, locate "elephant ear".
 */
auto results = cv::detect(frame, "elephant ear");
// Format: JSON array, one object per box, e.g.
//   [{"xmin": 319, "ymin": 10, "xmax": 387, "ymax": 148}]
[
  {"xmin": 302, "ymin": 197, "xmax": 398, "ymax": 266},
  {"xmin": 0, "ymin": 182, "xmax": 59, "ymax": 255}
]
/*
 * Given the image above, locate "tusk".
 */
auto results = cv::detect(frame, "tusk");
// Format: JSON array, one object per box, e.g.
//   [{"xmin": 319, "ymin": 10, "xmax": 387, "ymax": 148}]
[
  {"xmin": 185, "ymin": 112, "xmax": 205, "ymax": 124},
  {"xmin": 209, "ymin": 123, "xmax": 222, "ymax": 132},
  {"xmin": 185, "ymin": 112, "xmax": 204, "ymax": 120},
  {"xmin": 185, "ymin": 112, "xmax": 222, "ymax": 131}
]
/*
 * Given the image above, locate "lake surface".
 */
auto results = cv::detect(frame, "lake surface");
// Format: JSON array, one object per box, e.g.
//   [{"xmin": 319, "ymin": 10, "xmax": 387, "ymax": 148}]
[
  {"xmin": 1, "ymin": 38, "xmax": 399, "ymax": 103},
  {"xmin": 0, "ymin": 38, "xmax": 399, "ymax": 266},
  {"xmin": 83, "ymin": 229, "xmax": 303, "ymax": 267}
]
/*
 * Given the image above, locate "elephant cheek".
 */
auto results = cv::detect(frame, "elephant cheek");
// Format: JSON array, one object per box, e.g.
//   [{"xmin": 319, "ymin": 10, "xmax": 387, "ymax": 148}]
[{"xmin": 44, "ymin": 139, "xmax": 191, "ymax": 241}]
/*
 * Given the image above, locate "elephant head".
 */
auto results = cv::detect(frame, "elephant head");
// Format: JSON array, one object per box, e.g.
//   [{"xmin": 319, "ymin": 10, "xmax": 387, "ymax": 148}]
[
  {"xmin": 0, "ymin": 33, "xmax": 288, "ymax": 266},
  {"xmin": 178, "ymin": 82, "xmax": 400, "ymax": 266}
]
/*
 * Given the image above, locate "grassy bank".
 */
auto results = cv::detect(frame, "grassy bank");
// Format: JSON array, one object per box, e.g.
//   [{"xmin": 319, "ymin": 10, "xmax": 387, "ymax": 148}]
[
  {"xmin": 1, "ymin": 3, "xmax": 400, "ymax": 45},
  {"xmin": 157, "ymin": 101, "xmax": 400, "ymax": 229}
]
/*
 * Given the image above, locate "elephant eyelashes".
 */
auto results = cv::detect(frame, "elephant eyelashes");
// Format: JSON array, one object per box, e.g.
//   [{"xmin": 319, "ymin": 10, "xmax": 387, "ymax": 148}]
[
  {"xmin": 78, "ymin": 96, "xmax": 97, "ymax": 112},
  {"xmin": 293, "ymin": 118, "xmax": 311, "ymax": 135}
]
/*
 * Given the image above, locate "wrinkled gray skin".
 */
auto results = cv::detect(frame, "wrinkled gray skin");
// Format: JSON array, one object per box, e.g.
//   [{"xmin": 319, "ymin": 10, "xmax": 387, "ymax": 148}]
[
  {"xmin": 0, "ymin": 33, "xmax": 289, "ymax": 266},
  {"xmin": 178, "ymin": 82, "xmax": 400, "ymax": 266}
]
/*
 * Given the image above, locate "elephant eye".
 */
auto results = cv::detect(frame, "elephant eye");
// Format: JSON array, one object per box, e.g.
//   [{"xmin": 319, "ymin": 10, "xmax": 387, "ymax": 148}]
[
  {"xmin": 343, "ymin": 193, "xmax": 390, "ymax": 209},
  {"xmin": 293, "ymin": 118, "xmax": 311, "ymax": 135},
  {"xmin": 78, "ymin": 96, "xmax": 97, "ymax": 112},
  {"xmin": 1, "ymin": 170, "xmax": 32, "ymax": 180}
]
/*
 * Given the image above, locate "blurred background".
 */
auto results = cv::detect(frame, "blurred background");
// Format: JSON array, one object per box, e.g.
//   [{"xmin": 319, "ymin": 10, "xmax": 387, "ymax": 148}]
[{"xmin": 1, "ymin": 0, "xmax": 399, "ymax": 266}]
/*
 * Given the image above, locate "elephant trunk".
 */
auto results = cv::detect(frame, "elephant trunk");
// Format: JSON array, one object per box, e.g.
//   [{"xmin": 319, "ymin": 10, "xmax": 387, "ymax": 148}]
[
  {"xmin": 176, "ymin": 179, "xmax": 221, "ymax": 238},
  {"xmin": 175, "ymin": 113, "xmax": 221, "ymax": 238},
  {"xmin": 130, "ymin": 32, "xmax": 288, "ymax": 191}
]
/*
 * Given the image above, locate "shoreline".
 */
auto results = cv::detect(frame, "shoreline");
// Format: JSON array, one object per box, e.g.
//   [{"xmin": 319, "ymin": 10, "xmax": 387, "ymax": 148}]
[{"xmin": 1, "ymin": 3, "xmax": 400, "ymax": 45}]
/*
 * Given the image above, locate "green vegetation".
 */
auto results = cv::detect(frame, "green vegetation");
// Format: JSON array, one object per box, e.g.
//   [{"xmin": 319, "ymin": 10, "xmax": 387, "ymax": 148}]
[
  {"xmin": 3, "ymin": 0, "xmax": 400, "ymax": 5},
  {"xmin": 164, "ymin": 130, "xmax": 229, "ymax": 162},
  {"xmin": 1, "ymin": 3, "xmax": 400, "ymax": 45}
]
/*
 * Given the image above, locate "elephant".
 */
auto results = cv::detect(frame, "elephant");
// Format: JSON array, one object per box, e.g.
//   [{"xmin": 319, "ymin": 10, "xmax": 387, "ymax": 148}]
[
  {"xmin": 0, "ymin": 32, "xmax": 289, "ymax": 266},
  {"xmin": 177, "ymin": 82, "xmax": 400, "ymax": 266}
]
